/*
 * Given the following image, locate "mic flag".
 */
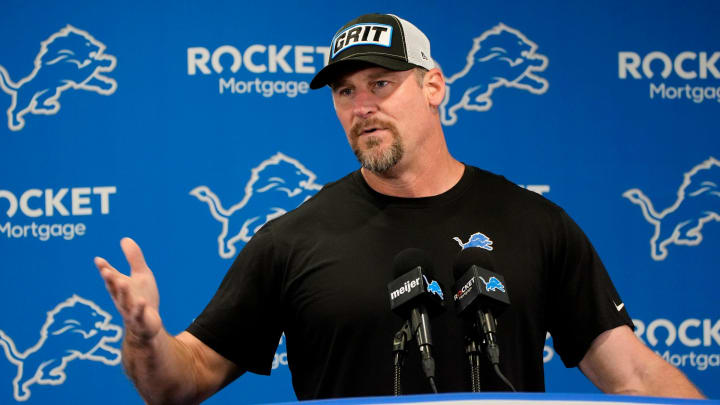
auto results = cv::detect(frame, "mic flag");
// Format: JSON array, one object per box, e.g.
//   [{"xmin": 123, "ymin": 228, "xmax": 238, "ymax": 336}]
[
  {"xmin": 388, "ymin": 248, "xmax": 445, "ymax": 316},
  {"xmin": 387, "ymin": 248, "xmax": 444, "ymax": 393},
  {"xmin": 453, "ymin": 247, "xmax": 510, "ymax": 316},
  {"xmin": 452, "ymin": 247, "xmax": 516, "ymax": 392},
  {"xmin": 452, "ymin": 247, "xmax": 510, "ymax": 316}
]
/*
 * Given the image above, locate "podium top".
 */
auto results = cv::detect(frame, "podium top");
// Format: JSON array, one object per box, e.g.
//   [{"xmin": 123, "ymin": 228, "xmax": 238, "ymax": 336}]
[{"xmin": 270, "ymin": 392, "xmax": 718, "ymax": 405}]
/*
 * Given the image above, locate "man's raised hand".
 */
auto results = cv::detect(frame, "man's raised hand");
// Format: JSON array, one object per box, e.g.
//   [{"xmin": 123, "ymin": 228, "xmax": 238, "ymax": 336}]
[{"xmin": 95, "ymin": 237, "xmax": 163, "ymax": 343}]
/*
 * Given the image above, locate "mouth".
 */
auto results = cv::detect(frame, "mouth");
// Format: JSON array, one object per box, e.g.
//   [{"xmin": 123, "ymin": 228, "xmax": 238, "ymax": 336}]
[
  {"xmin": 360, "ymin": 126, "xmax": 383, "ymax": 136},
  {"xmin": 350, "ymin": 118, "xmax": 393, "ymax": 139}
]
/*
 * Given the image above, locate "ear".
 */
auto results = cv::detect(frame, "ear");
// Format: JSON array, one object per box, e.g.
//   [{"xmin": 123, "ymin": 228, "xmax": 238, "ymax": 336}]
[{"xmin": 423, "ymin": 68, "xmax": 446, "ymax": 108}]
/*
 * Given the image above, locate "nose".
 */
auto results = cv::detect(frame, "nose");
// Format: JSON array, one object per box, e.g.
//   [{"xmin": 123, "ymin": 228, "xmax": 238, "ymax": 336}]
[{"xmin": 352, "ymin": 89, "xmax": 378, "ymax": 118}]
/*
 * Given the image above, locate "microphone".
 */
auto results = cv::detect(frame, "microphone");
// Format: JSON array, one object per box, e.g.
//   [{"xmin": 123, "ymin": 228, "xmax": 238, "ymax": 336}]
[
  {"xmin": 452, "ymin": 247, "xmax": 515, "ymax": 391},
  {"xmin": 388, "ymin": 248, "xmax": 445, "ymax": 393}
]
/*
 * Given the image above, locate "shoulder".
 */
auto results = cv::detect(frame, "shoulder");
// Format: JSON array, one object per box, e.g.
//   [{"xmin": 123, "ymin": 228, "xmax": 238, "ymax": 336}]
[
  {"xmin": 465, "ymin": 164, "xmax": 565, "ymax": 216},
  {"xmin": 259, "ymin": 170, "xmax": 364, "ymax": 231},
  {"xmin": 462, "ymin": 165, "xmax": 582, "ymax": 250}
]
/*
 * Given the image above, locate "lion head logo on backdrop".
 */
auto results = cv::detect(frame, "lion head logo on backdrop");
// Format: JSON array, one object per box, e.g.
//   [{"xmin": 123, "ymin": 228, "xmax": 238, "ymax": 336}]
[
  {"xmin": 0, "ymin": 25, "xmax": 117, "ymax": 132},
  {"xmin": 0, "ymin": 295, "xmax": 122, "ymax": 401},
  {"xmin": 191, "ymin": 152, "xmax": 323, "ymax": 259},
  {"xmin": 623, "ymin": 157, "xmax": 720, "ymax": 261},
  {"xmin": 440, "ymin": 23, "xmax": 548, "ymax": 126}
]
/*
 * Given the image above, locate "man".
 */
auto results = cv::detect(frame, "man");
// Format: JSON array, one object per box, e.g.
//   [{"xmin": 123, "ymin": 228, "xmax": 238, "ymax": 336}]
[{"xmin": 94, "ymin": 13, "xmax": 704, "ymax": 404}]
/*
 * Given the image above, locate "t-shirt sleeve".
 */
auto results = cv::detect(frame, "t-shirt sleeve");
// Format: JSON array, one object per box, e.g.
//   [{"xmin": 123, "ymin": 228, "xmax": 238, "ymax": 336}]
[
  {"xmin": 546, "ymin": 209, "xmax": 634, "ymax": 368},
  {"xmin": 186, "ymin": 225, "xmax": 284, "ymax": 375}
]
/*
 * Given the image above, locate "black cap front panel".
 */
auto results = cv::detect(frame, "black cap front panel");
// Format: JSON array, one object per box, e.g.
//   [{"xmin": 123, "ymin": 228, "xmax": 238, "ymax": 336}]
[
  {"xmin": 329, "ymin": 14, "xmax": 407, "ymax": 64},
  {"xmin": 310, "ymin": 13, "xmax": 413, "ymax": 89}
]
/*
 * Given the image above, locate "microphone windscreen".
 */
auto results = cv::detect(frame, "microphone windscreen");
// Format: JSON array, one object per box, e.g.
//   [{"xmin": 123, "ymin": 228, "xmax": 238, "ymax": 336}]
[
  {"xmin": 453, "ymin": 247, "xmax": 495, "ymax": 280},
  {"xmin": 393, "ymin": 248, "xmax": 433, "ymax": 278}
]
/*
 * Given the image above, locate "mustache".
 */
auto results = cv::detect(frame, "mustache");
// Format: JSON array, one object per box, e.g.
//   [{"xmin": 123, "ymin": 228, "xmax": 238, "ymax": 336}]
[{"xmin": 350, "ymin": 118, "xmax": 395, "ymax": 138}]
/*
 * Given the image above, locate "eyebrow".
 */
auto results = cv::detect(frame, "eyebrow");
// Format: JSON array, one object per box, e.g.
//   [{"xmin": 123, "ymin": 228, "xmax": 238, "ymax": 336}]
[
  {"xmin": 367, "ymin": 69, "xmax": 397, "ymax": 80},
  {"xmin": 331, "ymin": 68, "xmax": 400, "ymax": 89}
]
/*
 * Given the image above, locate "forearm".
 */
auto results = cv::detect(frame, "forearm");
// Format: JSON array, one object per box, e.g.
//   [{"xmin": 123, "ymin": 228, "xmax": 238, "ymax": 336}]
[
  {"xmin": 621, "ymin": 355, "xmax": 705, "ymax": 399},
  {"xmin": 96, "ymin": 241, "xmax": 238, "ymax": 403},
  {"xmin": 580, "ymin": 326, "xmax": 705, "ymax": 399},
  {"xmin": 122, "ymin": 329, "xmax": 201, "ymax": 405}
]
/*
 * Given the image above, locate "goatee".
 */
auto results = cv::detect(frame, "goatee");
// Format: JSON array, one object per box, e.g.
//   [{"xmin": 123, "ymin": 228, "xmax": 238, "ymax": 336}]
[{"xmin": 350, "ymin": 118, "xmax": 404, "ymax": 173}]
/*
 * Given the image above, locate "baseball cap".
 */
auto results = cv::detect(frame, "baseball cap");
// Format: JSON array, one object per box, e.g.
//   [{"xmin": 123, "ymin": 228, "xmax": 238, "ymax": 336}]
[{"xmin": 309, "ymin": 13, "xmax": 435, "ymax": 89}]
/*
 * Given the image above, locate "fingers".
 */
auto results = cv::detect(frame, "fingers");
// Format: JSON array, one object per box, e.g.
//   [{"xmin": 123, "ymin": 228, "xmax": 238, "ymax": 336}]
[
  {"xmin": 95, "ymin": 260, "xmax": 128, "ymax": 309},
  {"xmin": 113, "ymin": 280, "xmax": 159, "ymax": 340},
  {"xmin": 99, "ymin": 264, "xmax": 148, "ymax": 328},
  {"xmin": 95, "ymin": 256, "xmax": 135, "ymax": 315},
  {"xmin": 95, "ymin": 238, "xmax": 162, "ymax": 341},
  {"xmin": 116, "ymin": 281, "xmax": 143, "ymax": 322},
  {"xmin": 120, "ymin": 237, "xmax": 149, "ymax": 274},
  {"xmin": 94, "ymin": 256, "xmax": 122, "ymax": 288},
  {"xmin": 94, "ymin": 255, "xmax": 113, "ymax": 272}
]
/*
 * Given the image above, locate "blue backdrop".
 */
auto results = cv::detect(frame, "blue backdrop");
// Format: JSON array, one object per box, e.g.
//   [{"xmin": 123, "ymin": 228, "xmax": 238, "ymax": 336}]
[{"xmin": 1, "ymin": 1, "xmax": 718, "ymax": 403}]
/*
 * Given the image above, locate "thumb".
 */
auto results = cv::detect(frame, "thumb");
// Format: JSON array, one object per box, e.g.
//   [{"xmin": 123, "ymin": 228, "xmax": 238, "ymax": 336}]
[{"xmin": 120, "ymin": 237, "xmax": 149, "ymax": 274}]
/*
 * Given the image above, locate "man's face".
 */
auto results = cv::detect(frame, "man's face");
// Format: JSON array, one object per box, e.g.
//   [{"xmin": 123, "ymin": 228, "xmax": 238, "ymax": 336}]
[{"xmin": 330, "ymin": 66, "xmax": 428, "ymax": 174}]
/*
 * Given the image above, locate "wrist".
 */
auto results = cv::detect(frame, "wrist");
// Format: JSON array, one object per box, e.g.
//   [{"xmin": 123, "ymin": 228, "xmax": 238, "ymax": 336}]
[{"xmin": 123, "ymin": 326, "xmax": 163, "ymax": 349}]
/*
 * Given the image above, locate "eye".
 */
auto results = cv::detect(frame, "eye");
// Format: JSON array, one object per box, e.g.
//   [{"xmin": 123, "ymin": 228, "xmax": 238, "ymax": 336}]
[
  {"xmin": 334, "ymin": 86, "xmax": 352, "ymax": 97},
  {"xmin": 375, "ymin": 80, "xmax": 390, "ymax": 89}
]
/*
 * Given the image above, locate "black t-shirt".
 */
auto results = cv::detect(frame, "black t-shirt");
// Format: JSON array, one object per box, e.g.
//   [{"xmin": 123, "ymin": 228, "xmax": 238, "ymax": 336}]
[{"xmin": 186, "ymin": 165, "xmax": 633, "ymax": 399}]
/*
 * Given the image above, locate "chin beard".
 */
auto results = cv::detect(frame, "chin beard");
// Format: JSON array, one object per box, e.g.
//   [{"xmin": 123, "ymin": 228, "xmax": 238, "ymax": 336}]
[
  {"xmin": 350, "ymin": 118, "xmax": 404, "ymax": 173},
  {"xmin": 353, "ymin": 137, "xmax": 404, "ymax": 173}
]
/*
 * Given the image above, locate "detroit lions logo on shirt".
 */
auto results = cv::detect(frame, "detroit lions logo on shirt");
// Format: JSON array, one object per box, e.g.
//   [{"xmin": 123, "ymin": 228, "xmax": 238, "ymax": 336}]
[{"xmin": 453, "ymin": 231, "xmax": 494, "ymax": 251}]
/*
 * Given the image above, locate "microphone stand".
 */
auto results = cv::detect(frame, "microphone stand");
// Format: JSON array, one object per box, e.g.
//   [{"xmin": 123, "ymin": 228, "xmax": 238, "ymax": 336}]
[
  {"xmin": 392, "ymin": 321, "xmax": 412, "ymax": 396},
  {"xmin": 476, "ymin": 309, "xmax": 516, "ymax": 392}
]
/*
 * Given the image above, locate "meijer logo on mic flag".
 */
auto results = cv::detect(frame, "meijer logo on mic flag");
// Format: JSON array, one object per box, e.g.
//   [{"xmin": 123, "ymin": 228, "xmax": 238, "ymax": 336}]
[
  {"xmin": 0, "ymin": 25, "xmax": 117, "ymax": 132},
  {"xmin": 390, "ymin": 276, "xmax": 422, "ymax": 300},
  {"xmin": 389, "ymin": 274, "xmax": 443, "ymax": 302}
]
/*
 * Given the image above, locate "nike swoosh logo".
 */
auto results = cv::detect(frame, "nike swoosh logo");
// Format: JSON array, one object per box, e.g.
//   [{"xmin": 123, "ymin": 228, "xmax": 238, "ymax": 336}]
[{"xmin": 614, "ymin": 301, "xmax": 624, "ymax": 312}]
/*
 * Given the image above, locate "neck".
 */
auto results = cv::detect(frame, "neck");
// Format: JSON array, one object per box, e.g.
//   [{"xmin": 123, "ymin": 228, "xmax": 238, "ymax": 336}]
[{"xmin": 361, "ymin": 151, "xmax": 465, "ymax": 198}]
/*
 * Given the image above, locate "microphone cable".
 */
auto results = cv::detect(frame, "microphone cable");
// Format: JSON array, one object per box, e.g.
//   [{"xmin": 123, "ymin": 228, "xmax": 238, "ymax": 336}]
[
  {"xmin": 478, "ymin": 309, "xmax": 515, "ymax": 392},
  {"xmin": 464, "ymin": 336, "xmax": 482, "ymax": 392},
  {"xmin": 493, "ymin": 363, "xmax": 516, "ymax": 392}
]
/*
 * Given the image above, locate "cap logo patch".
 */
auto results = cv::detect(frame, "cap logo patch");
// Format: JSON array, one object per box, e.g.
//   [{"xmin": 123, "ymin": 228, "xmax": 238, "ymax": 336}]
[{"xmin": 331, "ymin": 23, "xmax": 393, "ymax": 58}]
